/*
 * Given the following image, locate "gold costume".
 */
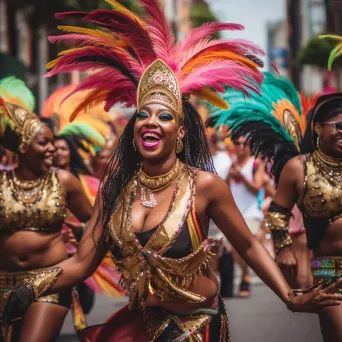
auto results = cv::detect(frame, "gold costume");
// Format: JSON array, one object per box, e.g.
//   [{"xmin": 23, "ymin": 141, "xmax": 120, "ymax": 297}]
[
  {"xmin": 301, "ymin": 150, "xmax": 342, "ymax": 222},
  {"xmin": 101, "ymin": 165, "xmax": 230, "ymax": 341},
  {"xmin": 0, "ymin": 169, "xmax": 67, "ymax": 233}
]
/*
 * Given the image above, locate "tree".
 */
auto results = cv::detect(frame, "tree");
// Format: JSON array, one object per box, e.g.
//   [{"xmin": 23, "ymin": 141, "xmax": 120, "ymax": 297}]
[
  {"xmin": 190, "ymin": 0, "xmax": 219, "ymax": 29},
  {"xmin": 298, "ymin": 34, "xmax": 342, "ymax": 90},
  {"xmin": 297, "ymin": 34, "xmax": 342, "ymax": 69}
]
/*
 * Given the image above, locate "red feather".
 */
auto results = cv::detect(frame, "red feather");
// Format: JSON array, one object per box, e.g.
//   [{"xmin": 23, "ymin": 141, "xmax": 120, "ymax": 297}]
[
  {"xmin": 45, "ymin": 46, "xmax": 138, "ymax": 80},
  {"xmin": 82, "ymin": 9, "xmax": 156, "ymax": 66},
  {"xmin": 55, "ymin": 11, "xmax": 88, "ymax": 20},
  {"xmin": 62, "ymin": 70, "xmax": 137, "ymax": 114}
]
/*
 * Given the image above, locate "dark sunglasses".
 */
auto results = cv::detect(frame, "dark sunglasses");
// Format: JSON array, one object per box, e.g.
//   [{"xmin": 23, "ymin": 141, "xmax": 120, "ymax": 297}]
[{"xmin": 321, "ymin": 121, "xmax": 342, "ymax": 131}]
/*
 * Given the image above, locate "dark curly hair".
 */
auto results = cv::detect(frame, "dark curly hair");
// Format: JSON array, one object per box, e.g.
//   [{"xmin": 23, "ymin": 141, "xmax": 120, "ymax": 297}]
[{"xmin": 96, "ymin": 101, "xmax": 215, "ymax": 248}]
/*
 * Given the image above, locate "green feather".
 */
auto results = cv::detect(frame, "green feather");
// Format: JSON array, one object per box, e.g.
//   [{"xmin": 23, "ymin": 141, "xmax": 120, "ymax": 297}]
[
  {"xmin": 0, "ymin": 76, "xmax": 35, "ymax": 112},
  {"xmin": 58, "ymin": 122, "xmax": 106, "ymax": 147}
]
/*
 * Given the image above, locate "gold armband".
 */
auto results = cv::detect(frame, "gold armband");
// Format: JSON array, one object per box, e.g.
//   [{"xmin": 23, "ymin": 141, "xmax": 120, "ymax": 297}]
[
  {"xmin": 265, "ymin": 203, "xmax": 292, "ymax": 255},
  {"xmin": 24, "ymin": 267, "xmax": 63, "ymax": 298}
]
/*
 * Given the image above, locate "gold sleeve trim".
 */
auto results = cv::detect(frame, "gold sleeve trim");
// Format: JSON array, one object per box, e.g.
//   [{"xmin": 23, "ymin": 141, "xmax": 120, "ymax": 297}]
[
  {"xmin": 265, "ymin": 211, "xmax": 292, "ymax": 254},
  {"xmin": 24, "ymin": 267, "xmax": 63, "ymax": 298}
]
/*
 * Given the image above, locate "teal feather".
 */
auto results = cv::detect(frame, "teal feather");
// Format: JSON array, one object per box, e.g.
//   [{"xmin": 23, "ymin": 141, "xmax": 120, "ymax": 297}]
[{"xmin": 207, "ymin": 72, "xmax": 303, "ymax": 184}]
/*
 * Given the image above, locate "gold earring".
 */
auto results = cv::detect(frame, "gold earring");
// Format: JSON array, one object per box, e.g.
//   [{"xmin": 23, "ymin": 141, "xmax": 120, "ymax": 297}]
[
  {"xmin": 133, "ymin": 140, "xmax": 137, "ymax": 151},
  {"xmin": 317, "ymin": 136, "xmax": 320, "ymax": 150},
  {"xmin": 176, "ymin": 139, "xmax": 183, "ymax": 154}
]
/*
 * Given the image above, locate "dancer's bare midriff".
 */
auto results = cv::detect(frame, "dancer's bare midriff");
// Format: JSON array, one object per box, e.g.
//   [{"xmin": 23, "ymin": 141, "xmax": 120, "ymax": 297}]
[{"xmin": 0, "ymin": 231, "xmax": 67, "ymax": 271}]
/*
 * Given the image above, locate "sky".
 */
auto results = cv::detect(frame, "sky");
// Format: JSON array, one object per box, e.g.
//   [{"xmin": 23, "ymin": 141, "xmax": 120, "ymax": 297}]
[{"xmin": 207, "ymin": 0, "xmax": 286, "ymax": 69}]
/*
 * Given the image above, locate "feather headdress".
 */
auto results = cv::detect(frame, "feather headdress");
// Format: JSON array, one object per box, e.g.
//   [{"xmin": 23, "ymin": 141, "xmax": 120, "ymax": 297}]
[
  {"xmin": 47, "ymin": 0, "xmax": 264, "ymax": 121},
  {"xmin": 208, "ymin": 72, "xmax": 319, "ymax": 183},
  {"xmin": 0, "ymin": 76, "xmax": 45, "ymax": 153}
]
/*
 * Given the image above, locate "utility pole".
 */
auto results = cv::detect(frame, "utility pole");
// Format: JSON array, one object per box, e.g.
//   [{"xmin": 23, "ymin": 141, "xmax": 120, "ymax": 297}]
[{"xmin": 287, "ymin": 0, "xmax": 301, "ymax": 88}]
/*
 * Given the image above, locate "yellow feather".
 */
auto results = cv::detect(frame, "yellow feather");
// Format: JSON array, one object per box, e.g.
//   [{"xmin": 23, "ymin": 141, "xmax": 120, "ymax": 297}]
[
  {"xmin": 319, "ymin": 34, "xmax": 342, "ymax": 41},
  {"xmin": 105, "ymin": 0, "xmax": 146, "ymax": 27},
  {"xmin": 46, "ymin": 58, "xmax": 59, "ymax": 69},
  {"xmin": 57, "ymin": 47, "xmax": 85, "ymax": 57},
  {"xmin": 74, "ymin": 117, "xmax": 111, "ymax": 137},
  {"xmin": 181, "ymin": 51, "xmax": 258, "ymax": 76},
  {"xmin": 58, "ymin": 25, "xmax": 113, "ymax": 40},
  {"xmin": 193, "ymin": 88, "xmax": 229, "ymax": 110}
]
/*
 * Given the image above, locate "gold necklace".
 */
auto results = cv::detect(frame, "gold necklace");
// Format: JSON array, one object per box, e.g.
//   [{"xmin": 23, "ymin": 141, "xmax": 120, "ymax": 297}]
[
  {"xmin": 12, "ymin": 171, "xmax": 43, "ymax": 190},
  {"xmin": 11, "ymin": 171, "xmax": 46, "ymax": 203},
  {"xmin": 138, "ymin": 159, "xmax": 183, "ymax": 208},
  {"xmin": 313, "ymin": 151, "xmax": 342, "ymax": 186},
  {"xmin": 316, "ymin": 150, "xmax": 342, "ymax": 168}
]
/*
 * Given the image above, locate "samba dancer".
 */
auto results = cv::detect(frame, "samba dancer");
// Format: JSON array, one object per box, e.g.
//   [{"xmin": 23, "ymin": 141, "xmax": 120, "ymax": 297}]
[
  {"xmin": 0, "ymin": 76, "xmax": 92, "ymax": 342},
  {"xmin": 2, "ymin": 2, "xmax": 342, "ymax": 342}
]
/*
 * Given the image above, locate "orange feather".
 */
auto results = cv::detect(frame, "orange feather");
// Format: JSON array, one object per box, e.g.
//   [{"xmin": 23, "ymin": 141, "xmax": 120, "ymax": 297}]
[
  {"xmin": 181, "ymin": 51, "xmax": 258, "ymax": 76},
  {"xmin": 193, "ymin": 88, "xmax": 229, "ymax": 109},
  {"xmin": 69, "ymin": 89, "xmax": 108, "ymax": 122}
]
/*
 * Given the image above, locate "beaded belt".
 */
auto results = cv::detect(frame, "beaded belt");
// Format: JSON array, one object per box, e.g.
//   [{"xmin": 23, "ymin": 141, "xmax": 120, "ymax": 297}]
[{"xmin": 311, "ymin": 257, "xmax": 342, "ymax": 293}]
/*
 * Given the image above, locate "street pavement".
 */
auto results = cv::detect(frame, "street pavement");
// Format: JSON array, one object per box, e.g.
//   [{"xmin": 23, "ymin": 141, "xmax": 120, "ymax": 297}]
[{"xmin": 57, "ymin": 283, "xmax": 323, "ymax": 342}]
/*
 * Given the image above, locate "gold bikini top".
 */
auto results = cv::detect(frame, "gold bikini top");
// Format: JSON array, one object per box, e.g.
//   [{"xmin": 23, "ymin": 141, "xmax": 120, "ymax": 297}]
[
  {"xmin": 301, "ymin": 151, "xmax": 342, "ymax": 223},
  {"xmin": 0, "ymin": 169, "xmax": 67, "ymax": 234},
  {"xmin": 109, "ymin": 167, "xmax": 219, "ymax": 311}
]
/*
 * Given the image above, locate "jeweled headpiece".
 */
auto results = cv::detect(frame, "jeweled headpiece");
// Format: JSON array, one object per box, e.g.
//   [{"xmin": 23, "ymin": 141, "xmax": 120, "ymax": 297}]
[
  {"xmin": 137, "ymin": 59, "xmax": 182, "ymax": 118},
  {"xmin": 0, "ymin": 76, "xmax": 45, "ymax": 153},
  {"xmin": 47, "ymin": 0, "xmax": 265, "ymax": 122}
]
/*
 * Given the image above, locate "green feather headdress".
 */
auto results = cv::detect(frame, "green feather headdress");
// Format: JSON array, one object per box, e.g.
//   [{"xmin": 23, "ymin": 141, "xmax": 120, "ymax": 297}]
[{"xmin": 0, "ymin": 76, "xmax": 44, "ymax": 153}]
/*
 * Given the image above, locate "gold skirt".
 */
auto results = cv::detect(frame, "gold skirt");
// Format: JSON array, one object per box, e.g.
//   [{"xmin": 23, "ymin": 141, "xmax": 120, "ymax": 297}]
[{"xmin": 311, "ymin": 257, "xmax": 342, "ymax": 294}]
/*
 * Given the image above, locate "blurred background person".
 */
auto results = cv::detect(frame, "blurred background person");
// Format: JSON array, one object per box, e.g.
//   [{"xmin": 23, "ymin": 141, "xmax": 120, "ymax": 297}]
[
  {"xmin": 227, "ymin": 137, "xmax": 265, "ymax": 298},
  {"xmin": 207, "ymin": 132, "xmax": 234, "ymax": 298}
]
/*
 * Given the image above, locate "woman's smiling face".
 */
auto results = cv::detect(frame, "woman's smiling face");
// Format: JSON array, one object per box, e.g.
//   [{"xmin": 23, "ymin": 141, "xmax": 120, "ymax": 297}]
[{"xmin": 133, "ymin": 104, "xmax": 185, "ymax": 162}]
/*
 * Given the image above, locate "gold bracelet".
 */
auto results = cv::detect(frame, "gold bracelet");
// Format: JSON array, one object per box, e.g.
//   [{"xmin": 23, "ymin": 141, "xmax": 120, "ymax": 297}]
[{"xmin": 286, "ymin": 289, "xmax": 302, "ymax": 312}]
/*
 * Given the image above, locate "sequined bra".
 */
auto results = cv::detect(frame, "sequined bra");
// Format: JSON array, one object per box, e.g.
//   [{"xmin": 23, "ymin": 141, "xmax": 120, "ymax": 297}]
[
  {"xmin": 300, "ymin": 151, "xmax": 342, "ymax": 248},
  {"xmin": 0, "ymin": 169, "xmax": 67, "ymax": 234},
  {"xmin": 109, "ymin": 167, "xmax": 219, "ymax": 311}
]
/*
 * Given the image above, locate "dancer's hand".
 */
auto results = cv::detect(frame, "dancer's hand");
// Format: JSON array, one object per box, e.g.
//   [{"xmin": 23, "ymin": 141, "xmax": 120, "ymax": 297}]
[
  {"xmin": 65, "ymin": 220, "xmax": 86, "ymax": 241},
  {"xmin": 0, "ymin": 282, "xmax": 35, "ymax": 325},
  {"xmin": 276, "ymin": 246, "xmax": 297, "ymax": 268},
  {"xmin": 289, "ymin": 279, "xmax": 342, "ymax": 313}
]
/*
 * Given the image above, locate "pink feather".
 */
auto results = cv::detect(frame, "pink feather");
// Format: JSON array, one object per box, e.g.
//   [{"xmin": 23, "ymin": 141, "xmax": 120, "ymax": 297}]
[
  {"xmin": 180, "ymin": 61, "xmax": 261, "ymax": 95},
  {"xmin": 176, "ymin": 39, "xmax": 265, "ymax": 71},
  {"xmin": 61, "ymin": 70, "xmax": 137, "ymax": 109},
  {"xmin": 138, "ymin": 0, "xmax": 174, "ymax": 64},
  {"xmin": 176, "ymin": 22, "xmax": 244, "ymax": 56}
]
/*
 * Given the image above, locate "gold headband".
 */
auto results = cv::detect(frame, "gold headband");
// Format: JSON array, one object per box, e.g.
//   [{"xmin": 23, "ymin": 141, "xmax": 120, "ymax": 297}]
[
  {"xmin": 1, "ymin": 101, "xmax": 45, "ymax": 152},
  {"xmin": 137, "ymin": 59, "xmax": 183, "ymax": 120}
]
